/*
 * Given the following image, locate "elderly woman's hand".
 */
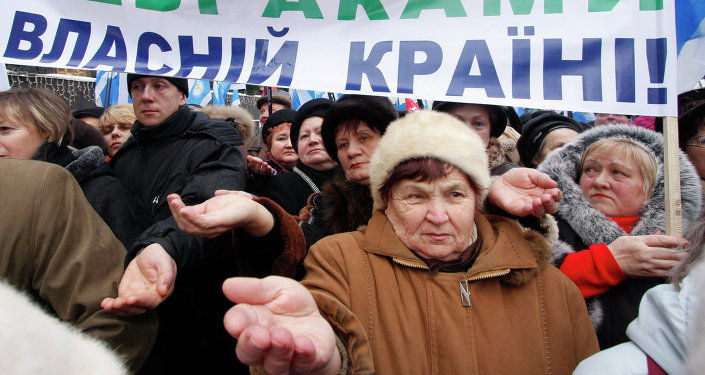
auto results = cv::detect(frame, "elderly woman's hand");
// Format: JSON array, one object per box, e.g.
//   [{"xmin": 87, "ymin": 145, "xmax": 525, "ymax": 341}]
[
  {"xmin": 167, "ymin": 192, "xmax": 274, "ymax": 238},
  {"xmin": 223, "ymin": 276, "xmax": 341, "ymax": 375},
  {"xmin": 608, "ymin": 235, "xmax": 690, "ymax": 278},
  {"xmin": 489, "ymin": 168, "xmax": 563, "ymax": 217}
]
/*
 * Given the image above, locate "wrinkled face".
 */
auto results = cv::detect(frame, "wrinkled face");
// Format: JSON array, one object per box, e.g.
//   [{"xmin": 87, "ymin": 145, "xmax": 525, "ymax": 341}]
[
  {"xmin": 0, "ymin": 117, "xmax": 46, "ymax": 159},
  {"xmin": 444, "ymin": 104, "xmax": 491, "ymax": 147},
  {"xmin": 385, "ymin": 168, "xmax": 476, "ymax": 262},
  {"xmin": 335, "ymin": 122, "xmax": 381, "ymax": 185},
  {"xmin": 594, "ymin": 113, "xmax": 630, "ymax": 126},
  {"xmin": 535, "ymin": 128, "xmax": 579, "ymax": 165},
  {"xmin": 269, "ymin": 125, "xmax": 298, "ymax": 169},
  {"xmin": 130, "ymin": 77, "xmax": 186, "ymax": 126},
  {"xmin": 579, "ymin": 147, "xmax": 647, "ymax": 217},
  {"xmin": 259, "ymin": 102, "xmax": 286, "ymax": 125},
  {"xmin": 685, "ymin": 123, "xmax": 705, "ymax": 180},
  {"xmin": 298, "ymin": 116, "xmax": 336, "ymax": 170},
  {"xmin": 101, "ymin": 122, "xmax": 133, "ymax": 157}
]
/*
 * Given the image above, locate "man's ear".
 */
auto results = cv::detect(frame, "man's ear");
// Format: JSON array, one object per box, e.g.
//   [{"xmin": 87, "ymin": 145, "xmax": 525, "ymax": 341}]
[{"xmin": 179, "ymin": 93, "xmax": 187, "ymax": 106}]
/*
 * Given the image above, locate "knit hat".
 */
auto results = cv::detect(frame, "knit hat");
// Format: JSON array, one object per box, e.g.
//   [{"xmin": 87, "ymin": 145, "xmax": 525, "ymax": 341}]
[
  {"xmin": 290, "ymin": 98, "xmax": 334, "ymax": 153},
  {"xmin": 322, "ymin": 95, "xmax": 398, "ymax": 163},
  {"xmin": 431, "ymin": 101, "xmax": 507, "ymax": 138},
  {"xmin": 261, "ymin": 109, "xmax": 296, "ymax": 143},
  {"xmin": 126, "ymin": 74, "xmax": 189, "ymax": 97},
  {"xmin": 369, "ymin": 110, "xmax": 490, "ymax": 209},
  {"xmin": 256, "ymin": 91, "xmax": 293, "ymax": 111},
  {"xmin": 517, "ymin": 112, "xmax": 585, "ymax": 168}
]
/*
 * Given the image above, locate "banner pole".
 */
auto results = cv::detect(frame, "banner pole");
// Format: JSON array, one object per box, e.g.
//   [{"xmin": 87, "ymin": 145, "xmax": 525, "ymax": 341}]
[{"xmin": 663, "ymin": 116, "xmax": 682, "ymax": 237}]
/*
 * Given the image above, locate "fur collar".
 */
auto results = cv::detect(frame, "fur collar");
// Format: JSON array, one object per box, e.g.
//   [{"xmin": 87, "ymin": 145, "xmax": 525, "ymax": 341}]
[
  {"xmin": 321, "ymin": 177, "xmax": 374, "ymax": 235},
  {"xmin": 539, "ymin": 125, "xmax": 703, "ymax": 248}
]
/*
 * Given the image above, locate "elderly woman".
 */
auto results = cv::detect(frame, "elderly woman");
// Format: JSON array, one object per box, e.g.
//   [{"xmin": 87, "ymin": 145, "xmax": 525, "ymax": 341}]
[
  {"xmin": 539, "ymin": 124, "xmax": 702, "ymax": 349},
  {"xmin": 218, "ymin": 111, "xmax": 598, "ymax": 374},
  {"xmin": 0, "ymin": 88, "xmax": 145, "ymax": 247},
  {"xmin": 99, "ymin": 103, "xmax": 135, "ymax": 159}
]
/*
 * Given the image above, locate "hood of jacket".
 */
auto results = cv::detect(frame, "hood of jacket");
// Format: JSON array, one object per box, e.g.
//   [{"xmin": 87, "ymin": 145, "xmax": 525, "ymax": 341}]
[
  {"xmin": 539, "ymin": 124, "xmax": 703, "ymax": 247},
  {"xmin": 359, "ymin": 210, "xmax": 551, "ymax": 286}
]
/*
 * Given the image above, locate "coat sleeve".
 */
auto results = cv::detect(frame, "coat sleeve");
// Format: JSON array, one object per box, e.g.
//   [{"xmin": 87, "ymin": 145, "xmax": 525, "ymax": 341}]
[
  {"xmin": 301, "ymin": 239, "xmax": 375, "ymax": 375},
  {"xmin": 127, "ymin": 137, "xmax": 246, "ymax": 271},
  {"xmin": 25, "ymin": 164, "xmax": 157, "ymax": 372}
]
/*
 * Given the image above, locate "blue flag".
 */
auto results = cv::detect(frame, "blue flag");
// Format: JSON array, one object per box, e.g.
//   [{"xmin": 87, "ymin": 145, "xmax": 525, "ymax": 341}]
[
  {"xmin": 212, "ymin": 81, "xmax": 231, "ymax": 106},
  {"xmin": 676, "ymin": 0, "xmax": 705, "ymax": 92},
  {"xmin": 95, "ymin": 71, "xmax": 131, "ymax": 107},
  {"xmin": 187, "ymin": 79, "xmax": 212, "ymax": 107},
  {"xmin": 291, "ymin": 89, "xmax": 327, "ymax": 110}
]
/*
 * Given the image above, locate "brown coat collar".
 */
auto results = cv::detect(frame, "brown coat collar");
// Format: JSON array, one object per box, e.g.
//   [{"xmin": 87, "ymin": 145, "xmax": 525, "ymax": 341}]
[{"xmin": 359, "ymin": 210, "xmax": 551, "ymax": 285}]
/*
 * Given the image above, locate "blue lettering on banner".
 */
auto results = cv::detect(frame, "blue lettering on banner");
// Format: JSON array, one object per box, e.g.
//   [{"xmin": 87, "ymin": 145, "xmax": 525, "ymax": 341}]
[
  {"xmin": 543, "ymin": 38, "xmax": 602, "ymax": 101},
  {"xmin": 248, "ymin": 38, "xmax": 299, "ymax": 86},
  {"xmin": 176, "ymin": 36, "xmax": 222, "ymax": 79},
  {"xmin": 447, "ymin": 40, "xmax": 505, "ymax": 98},
  {"xmin": 135, "ymin": 31, "xmax": 173, "ymax": 75},
  {"xmin": 4, "ymin": 11, "xmax": 47, "ymax": 60},
  {"xmin": 346, "ymin": 41, "xmax": 393, "ymax": 92},
  {"xmin": 397, "ymin": 41, "xmax": 442, "ymax": 94},
  {"xmin": 83, "ymin": 26, "xmax": 128, "ymax": 70},
  {"xmin": 646, "ymin": 38, "xmax": 667, "ymax": 104},
  {"xmin": 40, "ymin": 18, "xmax": 91, "ymax": 66},
  {"xmin": 615, "ymin": 38, "xmax": 635, "ymax": 103},
  {"xmin": 512, "ymin": 38, "xmax": 531, "ymax": 99},
  {"xmin": 223, "ymin": 38, "xmax": 246, "ymax": 83}
]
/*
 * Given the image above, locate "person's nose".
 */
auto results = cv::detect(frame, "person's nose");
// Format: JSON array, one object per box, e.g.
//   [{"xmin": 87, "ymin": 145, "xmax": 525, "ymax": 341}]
[
  {"xmin": 141, "ymin": 85, "xmax": 156, "ymax": 101},
  {"xmin": 309, "ymin": 132, "xmax": 322, "ymax": 145},
  {"xmin": 425, "ymin": 198, "xmax": 449, "ymax": 225},
  {"xmin": 347, "ymin": 140, "xmax": 362, "ymax": 158},
  {"xmin": 594, "ymin": 170, "xmax": 610, "ymax": 189}
]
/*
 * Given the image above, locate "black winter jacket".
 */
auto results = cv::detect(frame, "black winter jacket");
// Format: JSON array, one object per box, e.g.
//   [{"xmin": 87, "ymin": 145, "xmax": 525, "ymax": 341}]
[
  {"xmin": 248, "ymin": 160, "xmax": 340, "ymax": 216},
  {"xmin": 110, "ymin": 105, "xmax": 246, "ymax": 270},
  {"xmin": 32, "ymin": 142, "xmax": 146, "ymax": 248}
]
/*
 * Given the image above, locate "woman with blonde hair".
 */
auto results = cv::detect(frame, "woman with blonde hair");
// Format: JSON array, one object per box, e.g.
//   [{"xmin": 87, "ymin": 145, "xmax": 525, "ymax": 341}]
[
  {"xmin": 539, "ymin": 124, "xmax": 703, "ymax": 349},
  {"xmin": 100, "ymin": 103, "xmax": 135, "ymax": 159},
  {"xmin": 0, "ymin": 88, "xmax": 145, "ymax": 247}
]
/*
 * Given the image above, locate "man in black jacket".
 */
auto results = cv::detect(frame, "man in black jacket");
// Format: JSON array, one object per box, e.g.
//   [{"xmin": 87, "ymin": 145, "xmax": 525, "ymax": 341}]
[{"xmin": 102, "ymin": 74, "xmax": 247, "ymax": 373}]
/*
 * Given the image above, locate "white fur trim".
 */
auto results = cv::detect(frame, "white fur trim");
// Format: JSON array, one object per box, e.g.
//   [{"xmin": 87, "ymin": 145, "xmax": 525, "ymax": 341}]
[
  {"xmin": 369, "ymin": 110, "xmax": 490, "ymax": 209},
  {"xmin": 0, "ymin": 280, "xmax": 128, "ymax": 375}
]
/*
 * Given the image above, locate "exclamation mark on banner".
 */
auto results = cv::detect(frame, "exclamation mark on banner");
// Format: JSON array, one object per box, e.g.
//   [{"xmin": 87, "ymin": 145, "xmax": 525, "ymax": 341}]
[{"xmin": 646, "ymin": 38, "xmax": 667, "ymax": 104}]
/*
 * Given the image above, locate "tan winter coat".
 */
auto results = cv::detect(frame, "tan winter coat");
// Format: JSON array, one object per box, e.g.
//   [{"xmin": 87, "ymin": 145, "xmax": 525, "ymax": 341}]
[
  {"xmin": 0, "ymin": 159, "xmax": 157, "ymax": 372},
  {"xmin": 302, "ymin": 210, "xmax": 599, "ymax": 375}
]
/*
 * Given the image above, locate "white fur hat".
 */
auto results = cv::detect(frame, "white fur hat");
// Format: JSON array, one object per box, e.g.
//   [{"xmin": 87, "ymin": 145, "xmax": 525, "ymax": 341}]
[{"xmin": 369, "ymin": 110, "xmax": 490, "ymax": 209}]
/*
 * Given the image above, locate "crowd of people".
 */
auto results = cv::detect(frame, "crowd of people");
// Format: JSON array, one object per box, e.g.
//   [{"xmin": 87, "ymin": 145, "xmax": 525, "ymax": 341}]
[{"xmin": 0, "ymin": 74, "xmax": 704, "ymax": 374}]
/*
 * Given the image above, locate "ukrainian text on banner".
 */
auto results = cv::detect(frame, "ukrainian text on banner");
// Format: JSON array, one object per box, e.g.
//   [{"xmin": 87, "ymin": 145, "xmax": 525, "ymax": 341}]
[{"xmin": 0, "ymin": 1, "xmax": 677, "ymax": 116}]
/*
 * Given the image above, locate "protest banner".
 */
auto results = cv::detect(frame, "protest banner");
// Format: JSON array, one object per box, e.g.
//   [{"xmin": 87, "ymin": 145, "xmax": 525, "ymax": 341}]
[{"xmin": 0, "ymin": 0, "xmax": 682, "ymax": 116}]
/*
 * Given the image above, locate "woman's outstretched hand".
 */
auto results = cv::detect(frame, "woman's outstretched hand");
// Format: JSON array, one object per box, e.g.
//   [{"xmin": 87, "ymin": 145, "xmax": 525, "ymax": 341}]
[{"xmin": 223, "ymin": 276, "xmax": 341, "ymax": 375}]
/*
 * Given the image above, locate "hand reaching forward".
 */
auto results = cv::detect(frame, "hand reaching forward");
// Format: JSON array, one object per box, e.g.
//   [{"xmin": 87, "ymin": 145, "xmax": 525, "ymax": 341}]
[
  {"xmin": 167, "ymin": 191, "xmax": 274, "ymax": 238},
  {"xmin": 488, "ymin": 167, "xmax": 563, "ymax": 217},
  {"xmin": 223, "ymin": 276, "xmax": 341, "ymax": 375},
  {"xmin": 247, "ymin": 155, "xmax": 275, "ymax": 177},
  {"xmin": 101, "ymin": 243, "xmax": 176, "ymax": 316},
  {"xmin": 609, "ymin": 234, "xmax": 689, "ymax": 278}
]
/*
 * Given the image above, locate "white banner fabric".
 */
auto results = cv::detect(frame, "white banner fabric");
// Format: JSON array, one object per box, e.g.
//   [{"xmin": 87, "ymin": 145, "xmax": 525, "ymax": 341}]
[{"xmin": 0, "ymin": 1, "xmax": 679, "ymax": 116}]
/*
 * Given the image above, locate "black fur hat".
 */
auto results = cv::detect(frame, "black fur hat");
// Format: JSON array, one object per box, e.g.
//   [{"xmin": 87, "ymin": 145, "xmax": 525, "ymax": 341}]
[
  {"xmin": 290, "ymin": 98, "xmax": 334, "ymax": 153},
  {"xmin": 322, "ymin": 95, "xmax": 398, "ymax": 163}
]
